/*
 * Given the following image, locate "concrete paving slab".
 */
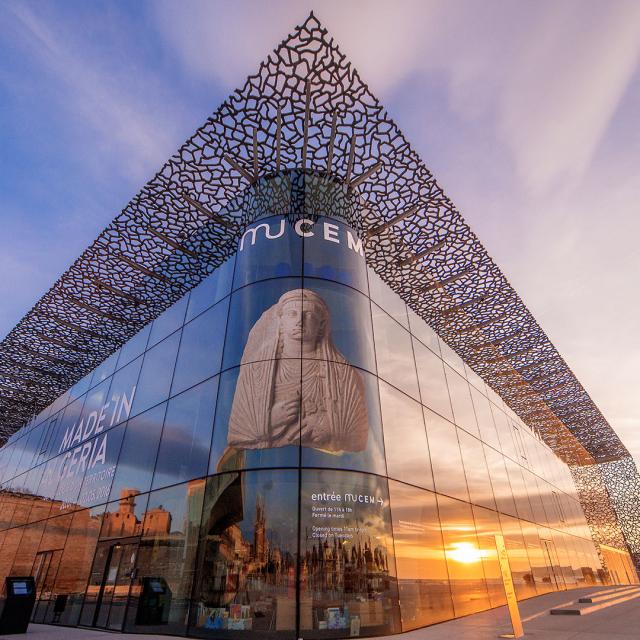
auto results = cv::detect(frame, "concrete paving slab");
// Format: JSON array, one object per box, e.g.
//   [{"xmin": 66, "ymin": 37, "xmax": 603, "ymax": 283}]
[{"xmin": 1, "ymin": 586, "xmax": 637, "ymax": 640}]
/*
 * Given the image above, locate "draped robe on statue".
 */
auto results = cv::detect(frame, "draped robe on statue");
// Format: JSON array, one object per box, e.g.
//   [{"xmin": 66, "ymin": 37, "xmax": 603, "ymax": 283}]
[{"xmin": 228, "ymin": 289, "xmax": 369, "ymax": 452}]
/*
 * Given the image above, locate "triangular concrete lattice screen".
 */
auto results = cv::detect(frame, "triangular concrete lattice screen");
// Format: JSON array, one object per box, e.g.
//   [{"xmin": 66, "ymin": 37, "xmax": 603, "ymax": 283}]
[{"xmin": 0, "ymin": 14, "xmax": 628, "ymax": 467}]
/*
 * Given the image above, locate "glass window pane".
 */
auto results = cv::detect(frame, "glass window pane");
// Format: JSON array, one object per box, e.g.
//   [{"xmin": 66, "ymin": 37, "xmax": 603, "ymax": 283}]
[
  {"xmin": 505, "ymin": 459, "xmax": 534, "ymax": 522},
  {"xmin": 153, "ymin": 378, "xmax": 218, "ymax": 490},
  {"xmin": 186, "ymin": 255, "xmax": 235, "ymax": 322},
  {"xmin": 91, "ymin": 350, "xmax": 119, "ymax": 387},
  {"xmin": 171, "ymin": 298, "xmax": 229, "ymax": 396},
  {"xmin": 14, "ymin": 429, "xmax": 41, "ymax": 478},
  {"xmin": 512, "ymin": 425, "xmax": 528, "ymax": 466},
  {"xmin": 32, "ymin": 460, "xmax": 58, "ymax": 523},
  {"xmin": 148, "ymin": 295, "xmax": 188, "ymax": 348},
  {"xmin": 191, "ymin": 469, "xmax": 298, "ymax": 638},
  {"xmin": 125, "ymin": 480, "xmax": 205, "ymax": 634},
  {"xmin": 209, "ymin": 365, "xmax": 299, "ymax": 474},
  {"xmin": 465, "ymin": 365, "xmax": 486, "ymax": 395},
  {"xmin": 52, "ymin": 505, "xmax": 105, "ymax": 626},
  {"xmin": 524, "ymin": 470, "xmax": 548, "ymax": 526},
  {"xmin": 499, "ymin": 514, "xmax": 536, "ymax": 599},
  {"xmin": 37, "ymin": 412, "xmax": 61, "ymax": 465},
  {"xmin": 536, "ymin": 477, "xmax": 554, "ymax": 527},
  {"xmin": 457, "ymin": 431, "xmax": 495, "ymax": 510},
  {"xmin": 32, "ymin": 513, "xmax": 73, "ymax": 621},
  {"xmin": 372, "ymin": 305, "xmax": 418, "ymax": 398},
  {"xmin": 76, "ymin": 378, "xmax": 111, "ymax": 439},
  {"xmin": 100, "ymin": 492, "xmax": 149, "ymax": 540},
  {"xmin": 483, "ymin": 446, "xmax": 517, "ymax": 517},
  {"xmin": 68, "ymin": 371, "xmax": 93, "ymax": 402},
  {"xmin": 519, "ymin": 519, "xmax": 553, "ymax": 595},
  {"xmin": 10, "ymin": 520, "xmax": 46, "ymax": 576},
  {"xmin": 424, "ymin": 410, "xmax": 468, "ymax": 501},
  {"xmin": 368, "ymin": 268, "xmax": 408, "ymax": 327},
  {"xmin": 302, "ymin": 365, "xmax": 386, "ymax": 476},
  {"xmin": 303, "ymin": 279, "xmax": 377, "ymax": 375},
  {"xmin": 413, "ymin": 339, "xmax": 454, "ymax": 422},
  {"xmin": 104, "ymin": 356, "xmax": 142, "ymax": 429},
  {"xmin": 380, "ymin": 381, "xmax": 433, "ymax": 489},
  {"xmin": 389, "ymin": 481, "xmax": 453, "ymax": 629},
  {"xmin": 436, "ymin": 494, "xmax": 490, "ymax": 617},
  {"xmin": 130, "ymin": 332, "xmax": 181, "ymax": 417},
  {"xmin": 470, "ymin": 386, "xmax": 500, "ymax": 450},
  {"xmin": 439, "ymin": 341, "xmax": 466, "ymax": 377},
  {"xmin": 444, "ymin": 367, "xmax": 479, "ymax": 437},
  {"xmin": 408, "ymin": 308, "xmax": 440, "ymax": 355},
  {"xmin": 491, "ymin": 404, "xmax": 518, "ymax": 460},
  {"xmin": 0, "ymin": 528, "xmax": 23, "ymax": 580},
  {"xmin": 300, "ymin": 469, "xmax": 400, "ymax": 637},
  {"xmin": 223, "ymin": 278, "xmax": 303, "ymax": 370},
  {"xmin": 305, "ymin": 217, "xmax": 368, "ymax": 293},
  {"xmin": 109, "ymin": 403, "xmax": 167, "ymax": 500},
  {"xmin": 77, "ymin": 423, "xmax": 126, "ymax": 509},
  {"xmin": 233, "ymin": 215, "xmax": 303, "ymax": 290},
  {"xmin": 53, "ymin": 397, "xmax": 86, "ymax": 459},
  {"xmin": 471, "ymin": 506, "xmax": 507, "ymax": 608},
  {"xmin": 117, "ymin": 324, "xmax": 151, "ymax": 370}
]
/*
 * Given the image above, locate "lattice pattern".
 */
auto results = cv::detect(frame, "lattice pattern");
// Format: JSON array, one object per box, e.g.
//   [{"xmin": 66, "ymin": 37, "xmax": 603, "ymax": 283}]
[
  {"xmin": 0, "ymin": 14, "xmax": 628, "ymax": 469},
  {"xmin": 571, "ymin": 464, "xmax": 627, "ymax": 567},
  {"xmin": 599, "ymin": 457, "xmax": 640, "ymax": 568}
]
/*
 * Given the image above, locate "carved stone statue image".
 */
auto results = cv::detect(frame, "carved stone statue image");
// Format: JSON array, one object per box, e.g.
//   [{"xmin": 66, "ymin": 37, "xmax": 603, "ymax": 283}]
[{"xmin": 228, "ymin": 289, "xmax": 369, "ymax": 452}]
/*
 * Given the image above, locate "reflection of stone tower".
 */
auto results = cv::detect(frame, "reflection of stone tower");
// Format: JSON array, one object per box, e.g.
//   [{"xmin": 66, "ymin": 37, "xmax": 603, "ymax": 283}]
[
  {"xmin": 120, "ymin": 488, "xmax": 139, "ymax": 514},
  {"xmin": 142, "ymin": 506, "xmax": 171, "ymax": 536},
  {"xmin": 101, "ymin": 488, "xmax": 140, "ymax": 538},
  {"xmin": 254, "ymin": 495, "xmax": 266, "ymax": 563}
]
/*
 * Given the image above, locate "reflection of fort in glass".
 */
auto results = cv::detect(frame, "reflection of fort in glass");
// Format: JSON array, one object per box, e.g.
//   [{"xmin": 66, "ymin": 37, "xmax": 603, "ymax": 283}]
[{"xmin": 0, "ymin": 14, "xmax": 638, "ymax": 640}]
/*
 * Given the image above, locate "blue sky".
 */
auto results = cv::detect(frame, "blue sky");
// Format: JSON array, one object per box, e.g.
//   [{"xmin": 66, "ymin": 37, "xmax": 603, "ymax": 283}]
[{"xmin": 1, "ymin": 0, "xmax": 639, "ymax": 460}]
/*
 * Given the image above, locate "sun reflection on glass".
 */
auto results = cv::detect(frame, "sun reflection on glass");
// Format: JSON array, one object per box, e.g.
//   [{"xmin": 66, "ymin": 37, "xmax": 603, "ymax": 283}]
[{"xmin": 448, "ymin": 542, "xmax": 487, "ymax": 564}]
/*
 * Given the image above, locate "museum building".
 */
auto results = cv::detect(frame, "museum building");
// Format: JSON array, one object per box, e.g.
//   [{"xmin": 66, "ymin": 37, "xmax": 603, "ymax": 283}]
[{"xmin": 0, "ymin": 14, "xmax": 638, "ymax": 639}]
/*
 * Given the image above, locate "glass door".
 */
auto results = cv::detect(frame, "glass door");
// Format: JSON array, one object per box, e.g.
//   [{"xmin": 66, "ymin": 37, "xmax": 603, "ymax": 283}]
[
  {"xmin": 31, "ymin": 549, "xmax": 63, "ymax": 623},
  {"xmin": 103, "ymin": 542, "xmax": 138, "ymax": 630},
  {"xmin": 80, "ymin": 539, "xmax": 138, "ymax": 630}
]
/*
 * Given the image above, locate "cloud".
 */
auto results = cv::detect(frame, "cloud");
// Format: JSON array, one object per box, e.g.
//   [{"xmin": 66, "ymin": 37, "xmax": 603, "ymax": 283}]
[
  {"xmin": 498, "ymin": 0, "xmax": 640, "ymax": 194},
  {"xmin": 1, "ymin": 0, "xmax": 639, "ymax": 468},
  {"xmin": 150, "ymin": 0, "xmax": 438, "ymax": 94},
  {"xmin": 152, "ymin": 0, "xmax": 640, "ymax": 196},
  {"xmin": 4, "ymin": 2, "xmax": 187, "ymax": 183}
]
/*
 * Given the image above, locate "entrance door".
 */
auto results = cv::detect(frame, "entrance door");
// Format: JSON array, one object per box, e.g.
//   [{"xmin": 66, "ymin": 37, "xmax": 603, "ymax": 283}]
[
  {"xmin": 31, "ymin": 549, "xmax": 63, "ymax": 622},
  {"xmin": 80, "ymin": 539, "xmax": 138, "ymax": 631},
  {"xmin": 541, "ymin": 539, "xmax": 565, "ymax": 591}
]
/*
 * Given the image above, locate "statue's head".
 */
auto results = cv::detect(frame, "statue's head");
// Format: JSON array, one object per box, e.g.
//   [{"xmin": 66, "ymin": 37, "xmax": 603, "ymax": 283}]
[{"xmin": 277, "ymin": 289, "xmax": 329, "ymax": 351}]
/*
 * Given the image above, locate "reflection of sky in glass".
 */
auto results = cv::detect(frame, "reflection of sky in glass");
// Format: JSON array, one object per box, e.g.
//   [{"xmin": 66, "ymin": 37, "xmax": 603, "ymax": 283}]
[
  {"xmin": 373, "ymin": 304, "xmax": 419, "ymax": 399},
  {"xmin": 234, "ymin": 216, "xmax": 303, "ymax": 290},
  {"xmin": 186, "ymin": 255, "xmax": 235, "ymax": 322},
  {"xmin": 380, "ymin": 381, "xmax": 432, "ymax": 489},
  {"xmin": 304, "ymin": 217, "xmax": 368, "ymax": 294}
]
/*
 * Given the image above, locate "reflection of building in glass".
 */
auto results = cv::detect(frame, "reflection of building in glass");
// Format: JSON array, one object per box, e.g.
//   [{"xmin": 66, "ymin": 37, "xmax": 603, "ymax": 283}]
[
  {"xmin": 193, "ymin": 473, "xmax": 297, "ymax": 633},
  {"xmin": 0, "ymin": 12, "xmax": 639, "ymax": 640}
]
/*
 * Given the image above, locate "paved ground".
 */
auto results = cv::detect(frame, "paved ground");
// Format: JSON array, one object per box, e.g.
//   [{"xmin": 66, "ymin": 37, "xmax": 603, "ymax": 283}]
[
  {"xmin": 390, "ymin": 586, "xmax": 640, "ymax": 640},
  {"xmin": 1, "ymin": 586, "xmax": 638, "ymax": 639}
]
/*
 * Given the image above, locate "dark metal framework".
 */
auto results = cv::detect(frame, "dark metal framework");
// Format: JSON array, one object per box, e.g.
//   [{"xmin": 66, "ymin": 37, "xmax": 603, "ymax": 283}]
[{"xmin": 0, "ymin": 14, "xmax": 631, "ymax": 478}]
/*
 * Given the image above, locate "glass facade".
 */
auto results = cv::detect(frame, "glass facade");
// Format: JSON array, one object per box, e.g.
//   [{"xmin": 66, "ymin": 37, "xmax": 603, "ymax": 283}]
[{"xmin": 0, "ymin": 198, "xmax": 635, "ymax": 638}]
